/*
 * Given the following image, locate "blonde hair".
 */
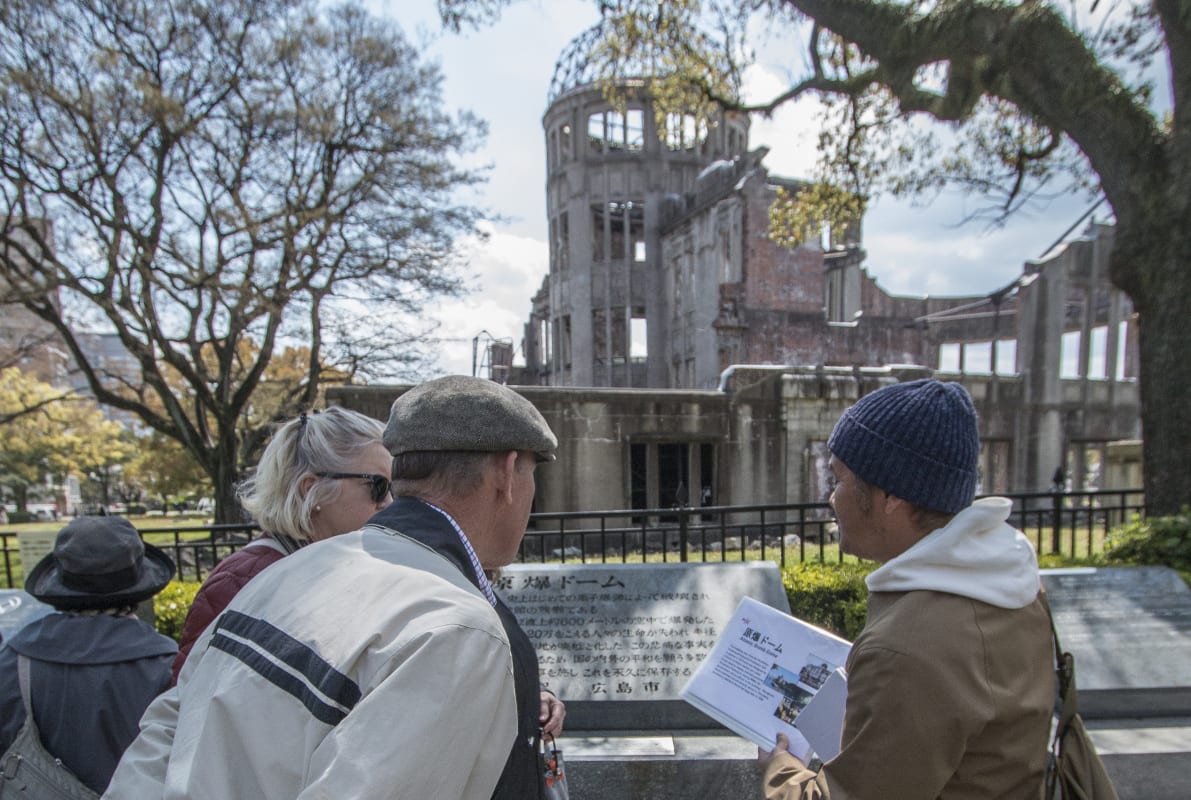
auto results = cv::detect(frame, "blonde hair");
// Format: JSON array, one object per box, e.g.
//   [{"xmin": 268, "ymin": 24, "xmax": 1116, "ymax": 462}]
[{"xmin": 237, "ymin": 407, "xmax": 386, "ymax": 542}]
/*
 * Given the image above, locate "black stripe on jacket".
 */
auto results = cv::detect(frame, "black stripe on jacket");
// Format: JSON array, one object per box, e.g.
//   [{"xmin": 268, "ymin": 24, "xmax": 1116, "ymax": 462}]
[{"xmin": 211, "ymin": 610, "xmax": 361, "ymax": 726}]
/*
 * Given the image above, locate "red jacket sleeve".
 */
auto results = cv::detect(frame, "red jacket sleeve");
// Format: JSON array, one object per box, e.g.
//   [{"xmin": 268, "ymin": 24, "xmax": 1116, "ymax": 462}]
[{"xmin": 171, "ymin": 546, "xmax": 286, "ymax": 683}]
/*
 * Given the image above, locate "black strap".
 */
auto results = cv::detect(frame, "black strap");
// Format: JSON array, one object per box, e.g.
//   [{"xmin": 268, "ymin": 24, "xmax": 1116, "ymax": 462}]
[
  {"xmin": 16, "ymin": 655, "xmax": 36, "ymax": 729},
  {"xmin": 1039, "ymin": 590, "xmax": 1079, "ymax": 735}
]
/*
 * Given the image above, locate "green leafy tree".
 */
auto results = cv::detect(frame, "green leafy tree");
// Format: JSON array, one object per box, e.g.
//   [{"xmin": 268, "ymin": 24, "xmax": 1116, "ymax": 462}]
[
  {"xmin": 444, "ymin": 0, "xmax": 1188, "ymax": 514},
  {"xmin": 124, "ymin": 432, "xmax": 212, "ymax": 515},
  {"xmin": 0, "ymin": 367, "xmax": 129, "ymax": 510},
  {"xmin": 0, "ymin": 0, "xmax": 485, "ymax": 521},
  {"xmin": 0, "ymin": 363, "xmax": 70, "ymax": 427}
]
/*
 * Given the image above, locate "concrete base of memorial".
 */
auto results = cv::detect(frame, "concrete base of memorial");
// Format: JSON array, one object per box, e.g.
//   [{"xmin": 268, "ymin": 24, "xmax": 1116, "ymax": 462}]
[
  {"xmin": 1089, "ymin": 717, "xmax": 1191, "ymax": 800},
  {"xmin": 557, "ymin": 722, "xmax": 1191, "ymax": 800},
  {"xmin": 563, "ymin": 732, "xmax": 761, "ymax": 800}
]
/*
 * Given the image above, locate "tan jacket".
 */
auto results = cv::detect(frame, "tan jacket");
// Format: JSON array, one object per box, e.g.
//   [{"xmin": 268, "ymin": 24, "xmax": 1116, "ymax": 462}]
[{"xmin": 765, "ymin": 588, "xmax": 1054, "ymax": 799}]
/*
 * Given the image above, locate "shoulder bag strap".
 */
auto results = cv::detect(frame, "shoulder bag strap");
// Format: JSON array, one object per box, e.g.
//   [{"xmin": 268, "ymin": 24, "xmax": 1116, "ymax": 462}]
[
  {"xmin": 1039, "ymin": 590, "xmax": 1079, "ymax": 733},
  {"xmin": 16, "ymin": 655, "xmax": 38, "ymax": 734}
]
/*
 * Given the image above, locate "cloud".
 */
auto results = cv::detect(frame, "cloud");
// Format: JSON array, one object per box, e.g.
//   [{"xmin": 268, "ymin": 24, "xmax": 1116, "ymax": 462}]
[
  {"xmin": 741, "ymin": 63, "xmax": 823, "ymax": 181},
  {"xmin": 425, "ymin": 227, "xmax": 549, "ymax": 376},
  {"xmin": 861, "ymin": 190, "xmax": 1102, "ymax": 296}
]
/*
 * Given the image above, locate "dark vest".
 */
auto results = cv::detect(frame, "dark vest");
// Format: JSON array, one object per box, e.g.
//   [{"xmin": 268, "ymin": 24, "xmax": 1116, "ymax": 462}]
[{"xmin": 369, "ymin": 498, "xmax": 544, "ymax": 800}]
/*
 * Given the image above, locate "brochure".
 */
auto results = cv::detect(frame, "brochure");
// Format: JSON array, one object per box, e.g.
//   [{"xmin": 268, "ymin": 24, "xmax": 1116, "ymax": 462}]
[
  {"xmin": 680, "ymin": 596, "xmax": 851, "ymax": 762},
  {"xmin": 792, "ymin": 665, "xmax": 848, "ymax": 761}
]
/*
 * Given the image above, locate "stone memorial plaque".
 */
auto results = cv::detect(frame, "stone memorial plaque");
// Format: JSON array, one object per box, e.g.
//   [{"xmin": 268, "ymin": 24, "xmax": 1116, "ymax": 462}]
[
  {"xmin": 1041, "ymin": 566, "xmax": 1191, "ymax": 717},
  {"xmin": 496, "ymin": 562, "xmax": 789, "ymax": 730},
  {"xmin": 0, "ymin": 589, "xmax": 53, "ymax": 641}
]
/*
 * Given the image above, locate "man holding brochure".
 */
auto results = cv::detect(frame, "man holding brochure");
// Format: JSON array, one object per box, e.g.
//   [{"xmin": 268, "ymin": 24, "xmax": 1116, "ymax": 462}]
[{"xmin": 762, "ymin": 378, "xmax": 1054, "ymax": 799}]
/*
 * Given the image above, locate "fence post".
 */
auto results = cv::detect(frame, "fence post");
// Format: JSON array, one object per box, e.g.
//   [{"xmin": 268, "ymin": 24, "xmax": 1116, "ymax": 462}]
[
  {"xmin": 679, "ymin": 509, "xmax": 689, "ymax": 563},
  {"xmin": 1051, "ymin": 491, "xmax": 1063, "ymax": 554}
]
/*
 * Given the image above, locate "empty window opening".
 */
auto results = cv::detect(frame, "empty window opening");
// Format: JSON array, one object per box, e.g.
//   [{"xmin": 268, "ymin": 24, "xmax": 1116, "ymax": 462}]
[
  {"xmin": 1088, "ymin": 325, "xmax": 1108, "ymax": 379},
  {"xmin": 560, "ymin": 124, "xmax": 571, "ymax": 162},
  {"xmin": 560, "ymin": 315, "xmax": 572, "ymax": 368},
  {"xmin": 1060, "ymin": 331, "xmax": 1081, "ymax": 378},
  {"xmin": 551, "ymin": 211, "xmax": 569, "ymax": 271},
  {"xmin": 539, "ymin": 318, "xmax": 551, "ymax": 367},
  {"xmin": 630, "ymin": 443, "xmax": 648, "ymax": 512},
  {"xmin": 1115, "ymin": 321, "xmax": 1129, "ymax": 381},
  {"xmin": 607, "ymin": 111, "xmax": 625, "ymax": 148},
  {"xmin": 994, "ymin": 340, "xmax": 1017, "ymax": 375},
  {"xmin": 591, "ymin": 204, "xmax": 605, "ymax": 261},
  {"xmin": 665, "ymin": 112, "xmax": 707, "ymax": 151},
  {"xmin": 594, "ymin": 201, "xmax": 644, "ymax": 261},
  {"xmin": 963, "ymin": 342, "xmax": 992, "ymax": 375},
  {"xmin": 592, "ymin": 308, "xmax": 606, "ymax": 364},
  {"xmin": 587, "ymin": 109, "xmax": 646, "ymax": 152},
  {"xmin": 938, "ymin": 343, "xmax": 961, "ymax": 372},
  {"xmin": 587, "ymin": 112, "xmax": 604, "ymax": 152},
  {"xmin": 611, "ymin": 309, "xmax": 627, "ymax": 363},
  {"xmin": 631, "ymin": 309, "xmax": 647, "ymax": 360},
  {"xmin": 657, "ymin": 443, "xmax": 690, "ymax": 512},
  {"xmin": 626, "ymin": 109, "xmax": 644, "ymax": 150}
]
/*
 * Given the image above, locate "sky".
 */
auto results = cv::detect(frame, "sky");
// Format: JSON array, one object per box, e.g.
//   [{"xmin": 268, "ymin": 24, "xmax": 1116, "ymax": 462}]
[{"xmin": 383, "ymin": 1, "xmax": 1108, "ymax": 376}]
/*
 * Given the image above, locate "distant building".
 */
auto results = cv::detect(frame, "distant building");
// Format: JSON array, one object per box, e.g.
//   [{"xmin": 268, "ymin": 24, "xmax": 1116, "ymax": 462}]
[{"xmin": 0, "ymin": 219, "xmax": 69, "ymax": 384}]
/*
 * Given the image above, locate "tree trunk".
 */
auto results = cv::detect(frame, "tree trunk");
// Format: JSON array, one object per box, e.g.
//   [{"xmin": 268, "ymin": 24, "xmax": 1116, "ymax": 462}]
[
  {"xmin": 1133, "ymin": 238, "xmax": 1191, "ymax": 516},
  {"xmin": 210, "ymin": 429, "xmax": 244, "ymax": 525}
]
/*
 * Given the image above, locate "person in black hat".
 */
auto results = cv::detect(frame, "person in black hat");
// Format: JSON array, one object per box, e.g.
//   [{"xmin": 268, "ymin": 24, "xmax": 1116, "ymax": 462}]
[
  {"xmin": 760, "ymin": 379, "xmax": 1054, "ymax": 799},
  {"xmin": 0, "ymin": 515, "xmax": 178, "ymax": 794}
]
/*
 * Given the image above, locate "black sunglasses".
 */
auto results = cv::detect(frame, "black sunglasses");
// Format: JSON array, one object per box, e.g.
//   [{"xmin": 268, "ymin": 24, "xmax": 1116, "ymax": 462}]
[{"xmin": 316, "ymin": 472, "xmax": 392, "ymax": 504}]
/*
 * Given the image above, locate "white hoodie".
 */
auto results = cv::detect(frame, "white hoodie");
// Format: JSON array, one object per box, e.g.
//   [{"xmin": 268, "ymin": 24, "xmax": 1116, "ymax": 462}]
[{"xmin": 864, "ymin": 497, "xmax": 1041, "ymax": 609}]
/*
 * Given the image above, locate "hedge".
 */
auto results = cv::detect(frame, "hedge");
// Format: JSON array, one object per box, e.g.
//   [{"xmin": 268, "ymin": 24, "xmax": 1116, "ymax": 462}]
[
  {"xmin": 1103, "ymin": 510, "xmax": 1191, "ymax": 577},
  {"xmin": 781, "ymin": 562, "xmax": 874, "ymax": 640},
  {"xmin": 154, "ymin": 581, "xmax": 201, "ymax": 641}
]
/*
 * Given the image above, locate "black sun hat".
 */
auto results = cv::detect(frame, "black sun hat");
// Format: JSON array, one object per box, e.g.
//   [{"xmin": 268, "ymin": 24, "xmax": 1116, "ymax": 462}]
[{"xmin": 24, "ymin": 515, "xmax": 176, "ymax": 610}]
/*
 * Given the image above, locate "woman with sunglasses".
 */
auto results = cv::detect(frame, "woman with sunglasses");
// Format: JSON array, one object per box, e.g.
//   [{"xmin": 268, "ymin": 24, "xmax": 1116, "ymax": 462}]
[{"xmin": 171, "ymin": 406, "xmax": 391, "ymax": 681}]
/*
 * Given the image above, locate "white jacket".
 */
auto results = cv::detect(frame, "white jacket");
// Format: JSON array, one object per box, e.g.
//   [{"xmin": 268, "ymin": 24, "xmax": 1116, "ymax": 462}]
[{"xmin": 105, "ymin": 528, "xmax": 518, "ymax": 800}]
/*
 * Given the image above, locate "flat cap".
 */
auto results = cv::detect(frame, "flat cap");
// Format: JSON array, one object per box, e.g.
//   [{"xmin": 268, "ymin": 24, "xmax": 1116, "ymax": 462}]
[{"xmin": 384, "ymin": 375, "xmax": 557, "ymax": 461}]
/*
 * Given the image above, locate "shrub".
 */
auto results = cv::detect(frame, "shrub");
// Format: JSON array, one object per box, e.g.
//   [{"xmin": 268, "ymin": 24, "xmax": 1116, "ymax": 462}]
[
  {"xmin": 781, "ymin": 561, "xmax": 874, "ymax": 641},
  {"xmin": 154, "ymin": 581, "xmax": 201, "ymax": 641},
  {"xmin": 1104, "ymin": 510, "xmax": 1191, "ymax": 572}
]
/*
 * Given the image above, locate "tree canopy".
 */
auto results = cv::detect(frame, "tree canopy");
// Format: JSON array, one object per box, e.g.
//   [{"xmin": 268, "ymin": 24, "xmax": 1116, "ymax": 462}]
[
  {"xmin": 0, "ymin": 367, "xmax": 131, "ymax": 511},
  {"xmin": 0, "ymin": 0, "xmax": 488, "ymax": 520},
  {"xmin": 444, "ymin": 0, "xmax": 1189, "ymax": 514}
]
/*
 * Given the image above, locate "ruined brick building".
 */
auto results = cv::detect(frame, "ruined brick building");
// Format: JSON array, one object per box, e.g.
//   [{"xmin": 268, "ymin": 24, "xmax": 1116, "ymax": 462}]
[{"xmin": 330, "ymin": 25, "xmax": 1143, "ymax": 515}]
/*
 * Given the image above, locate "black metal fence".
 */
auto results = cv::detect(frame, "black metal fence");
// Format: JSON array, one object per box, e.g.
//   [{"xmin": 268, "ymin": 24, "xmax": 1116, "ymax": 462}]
[
  {"xmin": 0, "ymin": 489, "xmax": 1145, "ymax": 588},
  {"xmin": 516, "ymin": 489, "xmax": 1146, "ymax": 567}
]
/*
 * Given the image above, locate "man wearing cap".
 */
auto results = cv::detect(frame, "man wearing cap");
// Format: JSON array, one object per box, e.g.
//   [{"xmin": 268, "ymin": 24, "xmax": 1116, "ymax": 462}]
[
  {"xmin": 0, "ymin": 516, "xmax": 178, "ymax": 794},
  {"xmin": 372, "ymin": 374, "xmax": 566, "ymax": 800},
  {"xmin": 762, "ymin": 378, "xmax": 1054, "ymax": 799},
  {"xmin": 108, "ymin": 376, "xmax": 562, "ymax": 800}
]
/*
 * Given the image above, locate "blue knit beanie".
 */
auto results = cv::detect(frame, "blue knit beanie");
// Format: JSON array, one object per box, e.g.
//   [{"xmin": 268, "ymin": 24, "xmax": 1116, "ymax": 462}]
[{"xmin": 827, "ymin": 378, "xmax": 980, "ymax": 514}]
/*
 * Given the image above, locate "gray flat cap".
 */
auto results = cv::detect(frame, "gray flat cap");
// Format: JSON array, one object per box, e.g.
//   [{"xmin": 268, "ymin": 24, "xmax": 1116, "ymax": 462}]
[{"xmin": 384, "ymin": 376, "xmax": 557, "ymax": 461}]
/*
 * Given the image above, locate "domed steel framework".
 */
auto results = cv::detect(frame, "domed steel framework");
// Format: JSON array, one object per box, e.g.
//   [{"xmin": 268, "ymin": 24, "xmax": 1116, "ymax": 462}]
[{"xmin": 547, "ymin": 18, "xmax": 740, "ymax": 104}]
